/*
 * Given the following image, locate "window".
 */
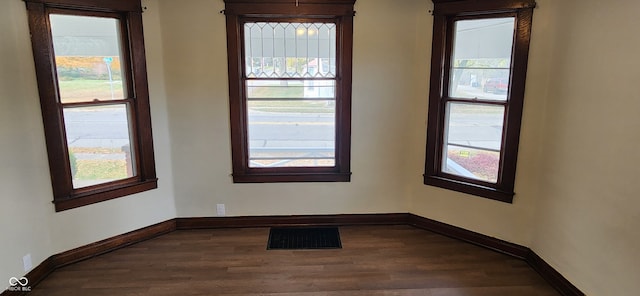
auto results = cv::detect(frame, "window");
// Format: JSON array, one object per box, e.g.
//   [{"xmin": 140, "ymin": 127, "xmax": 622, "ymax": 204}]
[
  {"xmin": 224, "ymin": 0, "xmax": 355, "ymax": 183},
  {"xmin": 424, "ymin": 0, "xmax": 536, "ymax": 202},
  {"xmin": 26, "ymin": 0, "xmax": 157, "ymax": 211}
]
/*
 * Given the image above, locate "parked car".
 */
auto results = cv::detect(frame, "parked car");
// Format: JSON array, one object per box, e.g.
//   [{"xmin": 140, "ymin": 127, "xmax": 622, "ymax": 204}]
[{"xmin": 483, "ymin": 78, "xmax": 509, "ymax": 93}]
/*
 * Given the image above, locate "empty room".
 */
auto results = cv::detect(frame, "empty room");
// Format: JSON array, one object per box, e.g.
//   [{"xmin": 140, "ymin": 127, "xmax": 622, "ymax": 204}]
[{"xmin": 1, "ymin": 0, "xmax": 638, "ymax": 295}]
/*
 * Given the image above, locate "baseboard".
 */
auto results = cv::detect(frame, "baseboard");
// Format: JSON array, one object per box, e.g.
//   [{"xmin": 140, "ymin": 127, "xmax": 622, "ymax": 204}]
[
  {"xmin": 51, "ymin": 219, "xmax": 176, "ymax": 268},
  {"xmin": 1, "ymin": 256, "xmax": 56, "ymax": 296},
  {"xmin": 406, "ymin": 214, "xmax": 584, "ymax": 296},
  {"xmin": 2, "ymin": 213, "xmax": 583, "ymax": 296},
  {"xmin": 1, "ymin": 219, "xmax": 176, "ymax": 296},
  {"xmin": 407, "ymin": 214, "xmax": 530, "ymax": 259},
  {"xmin": 526, "ymin": 250, "xmax": 585, "ymax": 296},
  {"xmin": 175, "ymin": 213, "xmax": 408, "ymax": 229}
]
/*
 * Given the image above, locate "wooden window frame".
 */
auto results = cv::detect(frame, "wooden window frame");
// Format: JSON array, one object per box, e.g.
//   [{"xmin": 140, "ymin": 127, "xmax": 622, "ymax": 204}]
[
  {"xmin": 25, "ymin": 0, "xmax": 157, "ymax": 211},
  {"xmin": 424, "ymin": 0, "xmax": 536, "ymax": 203},
  {"xmin": 224, "ymin": 0, "xmax": 355, "ymax": 183}
]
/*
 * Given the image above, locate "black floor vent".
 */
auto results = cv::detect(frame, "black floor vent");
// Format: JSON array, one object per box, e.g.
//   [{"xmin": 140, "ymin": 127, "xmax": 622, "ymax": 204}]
[{"xmin": 267, "ymin": 227, "xmax": 342, "ymax": 250}]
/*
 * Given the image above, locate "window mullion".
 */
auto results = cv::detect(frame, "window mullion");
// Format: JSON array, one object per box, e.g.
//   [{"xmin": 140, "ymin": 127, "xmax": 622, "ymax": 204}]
[
  {"xmin": 61, "ymin": 99, "xmax": 134, "ymax": 108},
  {"xmin": 444, "ymin": 97, "xmax": 509, "ymax": 107}
]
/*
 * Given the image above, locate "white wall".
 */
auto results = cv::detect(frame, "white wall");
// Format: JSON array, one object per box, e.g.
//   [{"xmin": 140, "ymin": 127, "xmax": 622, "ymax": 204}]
[
  {"xmin": 0, "ymin": 0, "xmax": 176, "ymax": 289},
  {"xmin": 159, "ymin": 0, "xmax": 416, "ymax": 217},
  {"xmin": 531, "ymin": 0, "xmax": 640, "ymax": 295}
]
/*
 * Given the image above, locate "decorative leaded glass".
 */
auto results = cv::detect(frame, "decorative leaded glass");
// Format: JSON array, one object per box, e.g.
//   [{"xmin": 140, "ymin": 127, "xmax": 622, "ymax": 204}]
[
  {"xmin": 244, "ymin": 22, "xmax": 336, "ymax": 78},
  {"xmin": 243, "ymin": 21, "xmax": 338, "ymax": 168}
]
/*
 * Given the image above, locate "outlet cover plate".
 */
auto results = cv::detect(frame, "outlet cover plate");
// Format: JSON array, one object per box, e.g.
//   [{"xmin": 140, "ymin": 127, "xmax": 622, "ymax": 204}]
[
  {"xmin": 216, "ymin": 204, "xmax": 226, "ymax": 216},
  {"xmin": 23, "ymin": 254, "xmax": 32, "ymax": 272}
]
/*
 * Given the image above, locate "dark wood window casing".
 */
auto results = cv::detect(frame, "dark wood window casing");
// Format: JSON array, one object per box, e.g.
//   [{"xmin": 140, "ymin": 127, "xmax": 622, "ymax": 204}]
[
  {"xmin": 224, "ymin": 0, "xmax": 355, "ymax": 183},
  {"xmin": 25, "ymin": 0, "xmax": 157, "ymax": 211},
  {"xmin": 424, "ymin": 0, "xmax": 536, "ymax": 202}
]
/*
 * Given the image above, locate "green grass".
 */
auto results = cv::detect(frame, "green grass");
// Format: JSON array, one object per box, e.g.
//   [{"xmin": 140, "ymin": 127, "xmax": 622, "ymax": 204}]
[
  {"xmin": 70, "ymin": 147, "xmax": 122, "ymax": 154},
  {"xmin": 69, "ymin": 147, "xmax": 128, "ymax": 181},
  {"xmin": 249, "ymin": 100, "xmax": 334, "ymax": 113},
  {"xmin": 58, "ymin": 79, "xmax": 124, "ymax": 103},
  {"xmin": 75, "ymin": 159, "xmax": 127, "ymax": 180},
  {"xmin": 248, "ymin": 85, "xmax": 304, "ymax": 98},
  {"xmin": 247, "ymin": 81, "xmax": 333, "ymax": 113},
  {"xmin": 450, "ymin": 103, "xmax": 504, "ymax": 114}
]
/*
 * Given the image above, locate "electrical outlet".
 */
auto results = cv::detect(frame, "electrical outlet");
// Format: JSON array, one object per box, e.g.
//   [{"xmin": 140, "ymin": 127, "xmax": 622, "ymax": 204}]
[
  {"xmin": 23, "ymin": 254, "xmax": 32, "ymax": 272},
  {"xmin": 216, "ymin": 204, "xmax": 226, "ymax": 216}
]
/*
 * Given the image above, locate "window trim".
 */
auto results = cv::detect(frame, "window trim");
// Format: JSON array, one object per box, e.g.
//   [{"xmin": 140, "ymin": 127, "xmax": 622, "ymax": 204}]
[
  {"xmin": 25, "ymin": 0, "xmax": 157, "ymax": 211},
  {"xmin": 224, "ymin": 0, "xmax": 355, "ymax": 183},
  {"xmin": 424, "ymin": 0, "xmax": 536, "ymax": 203}
]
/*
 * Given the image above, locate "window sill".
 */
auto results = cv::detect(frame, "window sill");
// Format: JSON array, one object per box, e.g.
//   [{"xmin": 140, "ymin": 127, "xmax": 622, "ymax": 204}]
[
  {"xmin": 53, "ymin": 179, "xmax": 158, "ymax": 212},
  {"xmin": 233, "ymin": 172, "xmax": 351, "ymax": 183},
  {"xmin": 424, "ymin": 175, "xmax": 514, "ymax": 203}
]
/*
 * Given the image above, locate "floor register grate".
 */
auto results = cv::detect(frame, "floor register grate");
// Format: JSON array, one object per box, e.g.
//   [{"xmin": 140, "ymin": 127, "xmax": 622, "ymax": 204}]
[{"xmin": 267, "ymin": 227, "xmax": 342, "ymax": 250}]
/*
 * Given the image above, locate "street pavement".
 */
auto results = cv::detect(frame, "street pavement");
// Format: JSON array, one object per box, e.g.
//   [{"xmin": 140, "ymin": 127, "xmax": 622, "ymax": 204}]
[{"xmin": 63, "ymin": 105, "xmax": 503, "ymax": 153}]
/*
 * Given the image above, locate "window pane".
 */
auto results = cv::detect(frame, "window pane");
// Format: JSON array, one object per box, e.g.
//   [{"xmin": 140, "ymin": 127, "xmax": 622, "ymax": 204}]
[
  {"xmin": 450, "ymin": 69, "xmax": 510, "ymax": 100},
  {"xmin": 64, "ymin": 104, "xmax": 135, "ymax": 188},
  {"xmin": 449, "ymin": 17, "xmax": 514, "ymax": 101},
  {"xmin": 247, "ymin": 80, "xmax": 335, "ymax": 99},
  {"xmin": 442, "ymin": 102, "xmax": 504, "ymax": 183},
  {"xmin": 444, "ymin": 102, "xmax": 505, "ymax": 151},
  {"xmin": 50, "ymin": 14, "xmax": 126, "ymax": 103},
  {"xmin": 247, "ymin": 100, "xmax": 335, "ymax": 167},
  {"xmin": 443, "ymin": 145, "xmax": 500, "ymax": 183},
  {"xmin": 244, "ymin": 22, "xmax": 336, "ymax": 78}
]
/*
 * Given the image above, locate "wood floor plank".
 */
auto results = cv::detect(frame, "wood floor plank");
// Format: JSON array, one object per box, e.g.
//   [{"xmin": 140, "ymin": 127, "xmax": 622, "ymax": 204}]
[{"xmin": 28, "ymin": 225, "xmax": 560, "ymax": 295}]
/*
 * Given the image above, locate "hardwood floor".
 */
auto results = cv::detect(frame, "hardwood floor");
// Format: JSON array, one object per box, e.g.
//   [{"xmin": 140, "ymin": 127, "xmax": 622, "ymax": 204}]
[{"xmin": 30, "ymin": 225, "xmax": 560, "ymax": 296}]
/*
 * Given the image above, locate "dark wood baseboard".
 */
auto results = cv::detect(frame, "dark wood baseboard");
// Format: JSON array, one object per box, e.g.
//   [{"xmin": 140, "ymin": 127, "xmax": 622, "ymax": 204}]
[
  {"xmin": 175, "ymin": 213, "xmax": 408, "ymax": 229},
  {"xmin": 51, "ymin": 219, "xmax": 176, "ymax": 268},
  {"xmin": 2, "ymin": 256, "xmax": 56, "ymax": 296},
  {"xmin": 1, "ymin": 220, "xmax": 176, "ymax": 296},
  {"xmin": 526, "ymin": 250, "xmax": 585, "ymax": 296},
  {"xmin": 2, "ymin": 213, "xmax": 583, "ymax": 296},
  {"xmin": 407, "ymin": 214, "xmax": 530, "ymax": 259},
  {"xmin": 406, "ymin": 214, "xmax": 584, "ymax": 296}
]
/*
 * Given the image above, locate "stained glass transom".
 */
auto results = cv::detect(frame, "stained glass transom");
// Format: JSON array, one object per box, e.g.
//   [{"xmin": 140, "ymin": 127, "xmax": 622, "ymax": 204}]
[{"xmin": 244, "ymin": 22, "xmax": 337, "ymax": 78}]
